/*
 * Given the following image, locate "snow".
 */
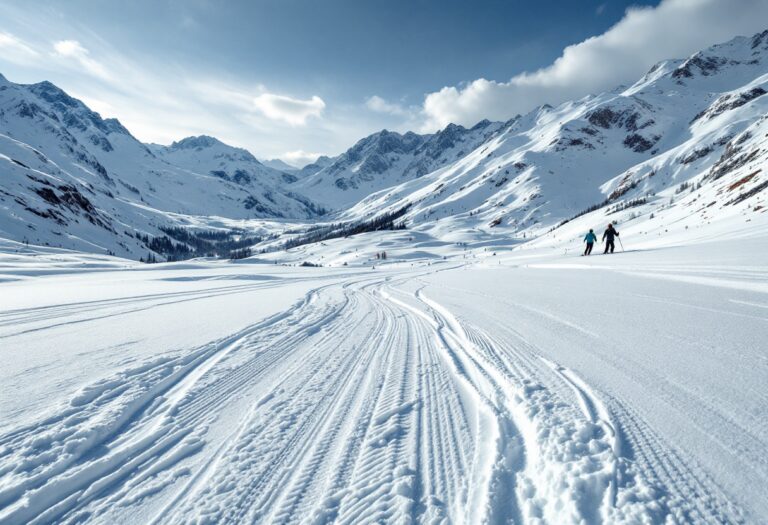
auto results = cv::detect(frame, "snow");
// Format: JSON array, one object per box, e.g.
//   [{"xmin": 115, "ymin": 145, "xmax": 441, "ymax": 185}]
[
  {"xmin": 335, "ymin": 29, "xmax": 768, "ymax": 249},
  {"xmin": 2, "ymin": 29, "xmax": 768, "ymax": 524},
  {"xmin": 0, "ymin": 83, "xmax": 323, "ymax": 259},
  {"xmin": 261, "ymin": 158, "xmax": 299, "ymax": 173},
  {"xmin": 0, "ymin": 229, "xmax": 766, "ymax": 524},
  {"xmin": 3, "ymin": 31, "xmax": 767, "ymax": 264},
  {"xmin": 294, "ymin": 122, "xmax": 502, "ymax": 211}
]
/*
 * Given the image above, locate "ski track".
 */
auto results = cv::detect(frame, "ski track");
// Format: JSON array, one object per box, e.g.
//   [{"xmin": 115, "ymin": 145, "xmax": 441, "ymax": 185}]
[
  {"xmin": 0, "ymin": 267, "xmax": 747, "ymax": 524},
  {"xmin": 418, "ymin": 280, "xmax": 753, "ymax": 523},
  {"xmin": 0, "ymin": 273, "xmax": 340, "ymax": 340}
]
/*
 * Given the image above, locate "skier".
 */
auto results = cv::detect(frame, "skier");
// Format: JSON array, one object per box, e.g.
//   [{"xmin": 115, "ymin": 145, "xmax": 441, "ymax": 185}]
[
  {"xmin": 583, "ymin": 229, "xmax": 597, "ymax": 256},
  {"xmin": 602, "ymin": 223, "xmax": 619, "ymax": 254}
]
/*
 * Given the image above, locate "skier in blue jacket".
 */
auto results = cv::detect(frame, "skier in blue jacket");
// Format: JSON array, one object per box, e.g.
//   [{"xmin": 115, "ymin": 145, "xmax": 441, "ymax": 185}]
[{"xmin": 583, "ymin": 229, "xmax": 597, "ymax": 255}]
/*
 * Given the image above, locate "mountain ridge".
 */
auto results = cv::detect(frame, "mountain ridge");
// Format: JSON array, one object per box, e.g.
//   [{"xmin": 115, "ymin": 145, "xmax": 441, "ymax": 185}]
[
  {"xmin": 1, "ymin": 29, "xmax": 767, "ymax": 260},
  {"xmin": 0, "ymin": 77, "xmax": 325, "ymax": 259},
  {"xmin": 334, "ymin": 27, "xmax": 768, "ymax": 248}
]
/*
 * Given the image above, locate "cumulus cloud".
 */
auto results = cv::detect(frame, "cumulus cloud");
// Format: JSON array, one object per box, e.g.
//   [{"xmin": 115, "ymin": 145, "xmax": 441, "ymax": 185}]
[
  {"xmin": 421, "ymin": 0, "xmax": 768, "ymax": 130},
  {"xmin": 280, "ymin": 149, "xmax": 323, "ymax": 167},
  {"xmin": 365, "ymin": 95, "xmax": 409, "ymax": 116},
  {"xmin": 252, "ymin": 93, "xmax": 325, "ymax": 126},
  {"xmin": 53, "ymin": 39, "xmax": 112, "ymax": 82},
  {"xmin": 0, "ymin": 31, "xmax": 39, "ymax": 64}
]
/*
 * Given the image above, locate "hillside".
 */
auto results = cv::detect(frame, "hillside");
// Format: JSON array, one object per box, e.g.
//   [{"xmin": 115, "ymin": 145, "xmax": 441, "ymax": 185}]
[
  {"xmin": 1, "ymin": 31, "xmax": 768, "ymax": 262},
  {"xmin": 0, "ymin": 77, "xmax": 323, "ymax": 259},
  {"xmin": 294, "ymin": 121, "xmax": 503, "ymax": 209},
  {"xmin": 336, "ymin": 30, "xmax": 768, "ymax": 251}
]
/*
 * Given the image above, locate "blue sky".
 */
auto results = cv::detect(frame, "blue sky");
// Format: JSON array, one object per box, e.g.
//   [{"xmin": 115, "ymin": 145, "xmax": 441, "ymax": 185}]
[{"xmin": 1, "ymin": 0, "xmax": 766, "ymax": 165}]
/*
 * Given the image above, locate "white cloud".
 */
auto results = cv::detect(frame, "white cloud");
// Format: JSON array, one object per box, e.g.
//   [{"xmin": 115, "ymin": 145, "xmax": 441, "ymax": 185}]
[
  {"xmin": 189, "ymin": 80, "xmax": 327, "ymax": 129},
  {"xmin": 53, "ymin": 39, "xmax": 112, "ymax": 82},
  {"xmin": 280, "ymin": 149, "xmax": 323, "ymax": 167},
  {"xmin": 189, "ymin": 80, "xmax": 262, "ymax": 112},
  {"xmin": 0, "ymin": 8, "xmax": 362, "ymax": 159},
  {"xmin": 252, "ymin": 93, "xmax": 325, "ymax": 126},
  {"xmin": 366, "ymin": 95, "xmax": 408, "ymax": 116},
  {"xmin": 421, "ymin": 0, "xmax": 768, "ymax": 130},
  {"xmin": 0, "ymin": 31, "xmax": 39, "ymax": 64}
]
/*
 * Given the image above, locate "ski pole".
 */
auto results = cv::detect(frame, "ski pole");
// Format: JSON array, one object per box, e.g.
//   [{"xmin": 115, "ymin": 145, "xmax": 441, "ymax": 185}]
[{"xmin": 618, "ymin": 237, "xmax": 625, "ymax": 252}]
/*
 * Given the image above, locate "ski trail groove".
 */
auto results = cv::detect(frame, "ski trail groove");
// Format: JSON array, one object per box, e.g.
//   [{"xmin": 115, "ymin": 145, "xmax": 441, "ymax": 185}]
[{"xmin": 0, "ymin": 266, "xmax": 746, "ymax": 524}]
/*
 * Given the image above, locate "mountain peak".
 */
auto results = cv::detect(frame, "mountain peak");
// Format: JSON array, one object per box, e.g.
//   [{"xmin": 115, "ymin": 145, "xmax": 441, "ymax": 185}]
[
  {"xmin": 262, "ymin": 158, "xmax": 298, "ymax": 171},
  {"xmin": 470, "ymin": 119, "xmax": 493, "ymax": 131},
  {"xmin": 441, "ymin": 123, "xmax": 465, "ymax": 133},
  {"xmin": 669, "ymin": 28, "xmax": 768, "ymax": 81},
  {"xmin": 751, "ymin": 29, "xmax": 768, "ymax": 49},
  {"xmin": 161, "ymin": 135, "xmax": 263, "ymax": 166},
  {"xmin": 102, "ymin": 118, "xmax": 131, "ymax": 135},
  {"xmin": 30, "ymin": 80, "xmax": 83, "ymax": 110},
  {"xmin": 20, "ymin": 78, "xmax": 133, "ymax": 138},
  {"xmin": 169, "ymin": 135, "xmax": 223, "ymax": 150}
]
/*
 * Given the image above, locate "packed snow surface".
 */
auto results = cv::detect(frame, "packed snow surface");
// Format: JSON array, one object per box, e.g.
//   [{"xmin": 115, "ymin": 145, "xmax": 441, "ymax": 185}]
[
  {"xmin": 0, "ymin": 228, "xmax": 766, "ymax": 524},
  {"xmin": 1, "ymin": 29, "xmax": 768, "ymax": 525}
]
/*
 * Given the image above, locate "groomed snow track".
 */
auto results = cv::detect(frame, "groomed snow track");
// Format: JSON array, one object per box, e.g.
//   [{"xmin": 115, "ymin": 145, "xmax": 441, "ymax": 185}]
[{"xmin": 0, "ymin": 266, "xmax": 748, "ymax": 524}]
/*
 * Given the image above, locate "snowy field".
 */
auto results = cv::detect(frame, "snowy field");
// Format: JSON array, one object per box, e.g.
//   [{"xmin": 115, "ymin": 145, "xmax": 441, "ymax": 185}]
[{"xmin": 0, "ymin": 232, "xmax": 766, "ymax": 524}]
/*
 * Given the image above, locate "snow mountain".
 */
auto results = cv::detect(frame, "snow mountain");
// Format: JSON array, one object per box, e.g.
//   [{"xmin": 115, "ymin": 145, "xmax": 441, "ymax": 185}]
[
  {"xmin": 261, "ymin": 157, "xmax": 299, "ymax": 173},
  {"xmin": 0, "ymin": 76, "xmax": 324, "ymax": 259},
  {"xmin": 1, "ymin": 30, "xmax": 768, "ymax": 262},
  {"xmin": 148, "ymin": 135, "xmax": 322, "ymax": 214},
  {"xmin": 335, "ymin": 30, "xmax": 768, "ymax": 248},
  {"xmin": 295, "ymin": 154, "xmax": 335, "ymax": 178},
  {"xmin": 294, "ymin": 120, "xmax": 503, "ymax": 209}
]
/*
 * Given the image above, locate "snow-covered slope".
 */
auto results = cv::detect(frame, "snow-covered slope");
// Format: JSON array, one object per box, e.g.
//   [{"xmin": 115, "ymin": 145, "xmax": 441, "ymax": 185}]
[
  {"xmin": 0, "ymin": 76, "xmax": 323, "ymax": 259},
  {"xmin": 294, "ymin": 120, "xmax": 503, "ymax": 209},
  {"xmin": 295, "ymin": 154, "xmax": 335, "ymax": 179},
  {"xmin": 149, "ymin": 136, "xmax": 322, "ymax": 215},
  {"xmin": 1, "ymin": 233, "xmax": 766, "ymax": 523},
  {"xmin": 261, "ymin": 157, "xmax": 298, "ymax": 173},
  {"xmin": 339, "ymin": 30, "xmax": 768, "ymax": 248},
  {"xmin": 2, "ymin": 30, "xmax": 768, "ymax": 262},
  {"xmin": 2, "ymin": 30, "xmax": 768, "ymax": 525}
]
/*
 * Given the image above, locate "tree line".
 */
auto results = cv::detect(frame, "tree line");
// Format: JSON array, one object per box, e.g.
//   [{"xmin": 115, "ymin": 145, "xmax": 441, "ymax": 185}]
[
  {"xmin": 282, "ymin": 205, "xmax": 410, "ymax": 251},
  {"xmin": 136, "ymin": 226, "xmax": 269, "ymax": 262}
]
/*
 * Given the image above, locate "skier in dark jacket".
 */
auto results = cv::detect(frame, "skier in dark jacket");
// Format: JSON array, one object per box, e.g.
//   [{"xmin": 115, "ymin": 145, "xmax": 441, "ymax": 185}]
[
  {"xmin": 602, "ymin": 223, "xmax": 619, "ymax": 254},
  {"xmin": 583, "ymin": 229, "xmax": 597, "ymax": 255}
]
